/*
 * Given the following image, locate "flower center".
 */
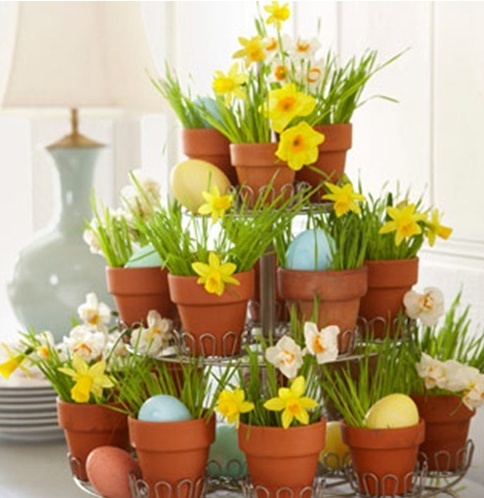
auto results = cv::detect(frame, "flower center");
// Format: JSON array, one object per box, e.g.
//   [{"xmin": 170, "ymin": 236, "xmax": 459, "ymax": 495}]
[
  {"xmin": 278, "ymin": 96, "xmax": 296, "ymax": 113},
  {"xmin": 312, "ymin": 336, "xmax": 326, "ymax": 354}
]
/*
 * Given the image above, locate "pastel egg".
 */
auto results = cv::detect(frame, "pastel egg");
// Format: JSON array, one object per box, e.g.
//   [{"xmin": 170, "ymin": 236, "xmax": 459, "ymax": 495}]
[
  {"xmin": 138, "ymin": 394, "xmax": 192, "ymax": 422},
  {"xmin": 319, "ymin": 420, "xmax": 349, "ymax": 470},
  {"xmin": 86, "ymin": 446, "xmax": 141, "ymax": 498},
  {"xmin": 365, "ymin": 394, "xmax": 419, "ymax": 429},
  {"xmin": 194, "ymin": 96, "xmax": 221, "ymax": 127},
  {"xmin": 208, "ymin": 424, "xmax": 247, "ymax": 479},
  {"xmin": 124, "ymin": 243, "xmax": 163, "ymax": 268},
  {"xmin": 285, "ymin": 228, "xmax": 334, "ymax": 270},
  {"xmin": 170, "ymin": 159, "xmax": 231, "ymax": 212}
]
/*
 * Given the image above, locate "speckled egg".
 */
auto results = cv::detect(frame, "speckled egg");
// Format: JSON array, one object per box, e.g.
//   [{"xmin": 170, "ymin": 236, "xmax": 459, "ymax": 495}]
[
  {"xmin": 170, "ymin": 159, "xmax": 231, "ymax": 212},
  {"xmin": 285, "ymin": 228, "xmax": 334, "ymax": 270},
  {"xmin": 208, "ymin": 424, "xmax": 247, "ymax": 479},
  {"xmin": 86, "ymin": 446, "xmax": 140, "ymax": 498},
  {"xmin": 138, "ymin": 394, "xmax": 192, "ymax": 423},
  {"xmin": 124, "ymin": 243, "xmax": 163, "ymax": 268}
]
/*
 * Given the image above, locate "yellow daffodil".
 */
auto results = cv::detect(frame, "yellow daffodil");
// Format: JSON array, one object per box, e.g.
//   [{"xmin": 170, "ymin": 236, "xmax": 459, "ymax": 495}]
[
  {"xmin": 322, "ymin": 182, "xmax": 366, "ymax": 217},
  {"xmin": 264, "ymin": 376, "xmax": 318, "ymax": 429},
  {"xmin": 233, "ymin": 36, "xmax": 265, "ymax": 65},
  {"xmin": 216, "ymin": 388, "xmax": 254, "ymax": 428},
  {"xmin": 0, "ymin": 354, "xmax": 25, "ymax": 379},
  {"xmin": 58, "ymin": 355, "xmax": 114, "ymax": 403},
  {"xmin": 198, "ymin": 185, "xmax": 233, "ymax": 223},
  {"xmin": 192, "ymin": 252, "xmax": 240, "ymax": 296},
  {"xmin": 276, "ymin": 122, "xmax": 325, "ymax": 171},
  {"xmin": 0, "ymin": 343, "xmax": 33, "ymax": 379},
  {"xmin": 264, "ymin": 1, "xmax": 290, "ymax": 29},
  {"xmin": 212, "ymin": 63, "xmax": 248, "ymax": 104},
  {"xmin": 379, "ymin": 204, "xmax": 427, "ymax": 246},
  {"xmin": 424, "ymin": 209, "xmax": 453, "ymax": 246},
  {"xmin": 267, "ymin": 83, "xmax": 316, "ymax": 133}
]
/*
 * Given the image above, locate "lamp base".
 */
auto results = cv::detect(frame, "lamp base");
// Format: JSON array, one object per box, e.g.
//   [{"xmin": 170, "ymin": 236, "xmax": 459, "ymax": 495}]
[{"xmin": 7, "ymin": 144, "xmax": 113, "ymax": 341}]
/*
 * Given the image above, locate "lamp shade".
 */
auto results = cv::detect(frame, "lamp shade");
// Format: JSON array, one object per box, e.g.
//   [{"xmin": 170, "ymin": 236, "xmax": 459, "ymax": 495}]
[{"xmin": 1, "ymin": 1, "xmax": 166, "ymax": 112}]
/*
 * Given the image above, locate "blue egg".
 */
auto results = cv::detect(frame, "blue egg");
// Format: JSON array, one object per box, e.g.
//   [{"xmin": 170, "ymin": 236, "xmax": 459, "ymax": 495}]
[
  {"xmin": 208, "ymin": 424, "xmax": 247, "ymax": 479},
  {"xmin": 194, "ymin": 96, "xmax": 221, "ymax": 127},
  {"xmin": 124, "ymin": 244, "xmax": 163, "ymax": 268},
  {"xmin": 285, "ymin": 228, "xmax": 334, "ymax": 270},
  {"xmin": 138, "ymin": 395, "xmax": 192, "ymax": 422}
]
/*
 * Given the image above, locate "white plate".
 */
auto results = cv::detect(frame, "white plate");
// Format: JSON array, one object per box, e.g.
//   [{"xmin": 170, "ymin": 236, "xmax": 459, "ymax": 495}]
[
  {"xmin": 0, "ymin": 401, "xmax": 57, "ymax": 412},
  {"xmin": 0, "ymin": 426, "xmax": 64, "ymax": 442},
  {"xmin": 0, "ymin": 377, "xmax": 51, "ymax": 389},
  {"xmin": 0, "ymin": 387, "xmax": 56, "ymax": 396},
  {"xmin": 0, "ymin": 416, "xmax": 59, "ymax": 426},
  {"xmin": 0, "ymin": 409, "xmax": 57, "ymax": 420},
  {"xmin": 0, "ymin": 395, "xmax": 57, "ymax": 404}
]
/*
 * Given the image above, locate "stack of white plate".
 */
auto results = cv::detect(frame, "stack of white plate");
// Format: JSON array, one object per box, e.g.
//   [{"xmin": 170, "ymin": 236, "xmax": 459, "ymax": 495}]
[{"xmin": 0, "ymin": 376, "xmax": 64, "ymax": 442}]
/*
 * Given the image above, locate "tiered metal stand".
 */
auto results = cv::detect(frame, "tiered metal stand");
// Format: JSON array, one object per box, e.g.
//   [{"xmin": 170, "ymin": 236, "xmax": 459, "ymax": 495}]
[{"xmin": 71, "ymin": 186, "xmax": 475, "ymax": 498}]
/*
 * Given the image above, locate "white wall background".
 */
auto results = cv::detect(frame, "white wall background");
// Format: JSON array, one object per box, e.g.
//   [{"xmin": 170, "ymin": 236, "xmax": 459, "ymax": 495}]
[{"xmin": 0, "ymin": 0, "xmax": 483, "ymax": 486}]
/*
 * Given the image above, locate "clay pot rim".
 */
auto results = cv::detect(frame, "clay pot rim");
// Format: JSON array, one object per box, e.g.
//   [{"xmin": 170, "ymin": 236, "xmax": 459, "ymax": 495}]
[
  {"xmin": 128, "ymin": 413, "xmax": 216, "ymax": 451},
  {"xmin": 341, "ymin": 419, "xmax": 426, "ymax": 449},
  {"xmin": 168, "ymin": 269, "xmax": 255, "ymax": 304},
  {"xmin": 238, "ymin": 418, "xmax": 325, "ymax": 435},
  {"xmin": 278, "ymin": 266, "xmax": 367, "ymax": 278},
  {"xmin": 411, "ymin": 393, "xmax": 476, "ymax": 420}
]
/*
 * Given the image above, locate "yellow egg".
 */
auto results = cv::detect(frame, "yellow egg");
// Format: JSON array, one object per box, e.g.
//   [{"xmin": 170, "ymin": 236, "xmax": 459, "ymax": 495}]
[
  {"xmin": 365, "ymin": 393, "xmax": 419, "ymax": 429},
  {"xmin": 170, "ymin": 159, "xmax": 231, "ymax": 212},
  {"xmin": 319, "ymin": 420, "xmax": 350, "ymax": 470}
]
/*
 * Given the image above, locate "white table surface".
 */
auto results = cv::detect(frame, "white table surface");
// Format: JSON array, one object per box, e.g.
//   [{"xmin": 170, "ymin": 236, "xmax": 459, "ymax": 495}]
[{"xmin": 0, "ymin": 437, "xmax": 483, "ymax": 498}]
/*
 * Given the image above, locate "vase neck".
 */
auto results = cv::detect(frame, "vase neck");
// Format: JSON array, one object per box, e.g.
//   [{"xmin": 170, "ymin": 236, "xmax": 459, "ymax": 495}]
[{"xmin": 47, "ymin": 147, "xmax": 102, "ymax": 234}]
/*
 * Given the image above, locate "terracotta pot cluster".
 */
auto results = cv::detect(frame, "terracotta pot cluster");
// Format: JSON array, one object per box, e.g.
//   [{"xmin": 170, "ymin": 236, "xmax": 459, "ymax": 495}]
[{"xmin": 184, "ymin": 126, "xmax": 352, "ymax": 206}]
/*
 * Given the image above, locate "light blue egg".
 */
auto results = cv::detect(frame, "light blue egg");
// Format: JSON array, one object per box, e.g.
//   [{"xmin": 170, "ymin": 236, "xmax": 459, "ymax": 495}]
[
  {"xmin": 194, "ymin": 96, "xmax": 220, "ymax": 128},
  {"xmin": 208, "ymin": 424, "xmax": 247, "ymax": 479},
  {"xmin": 285, "ymin": 228, "xmax": 334, "ymax": 271},
  {"xmin": 124, "ymin": 244, "xmax": 163, "ymax": 268},
  {"xmin": 138, "ymin": 395, "xmax": 192, "ymax": 422}
]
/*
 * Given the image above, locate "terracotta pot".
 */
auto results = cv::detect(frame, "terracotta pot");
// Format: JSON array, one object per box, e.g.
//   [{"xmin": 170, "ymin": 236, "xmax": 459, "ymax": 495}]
[
  {"xmin": 56, "ymin": 400, "xmax": 130, "ymax": 481},
  {"xmin": 295, "ymin": 123, "xmax": 352, "ymax": 200},
  {"xmin": 342, "ymin": 419, "xmax": 425, "ymax": 496},
  {"xmin": 238, "ymin": 420, "xmax": 326, "ymax": 498},
  {"xmin": 106, "ymin": 266, "xmax": 177, "ymax": 327},
  {"xmin": 277, "ymin": 266, "xmax": 368, "ymax": 353},
  {"xmin": 229, "ymin": 143, "xmax": 295, "ymax": 205},
  {"xmin": 168, "ymin": 270, "xmax": 255, "ymax": 356},
  {"xmin": 129, "ymin": 414, "xmax": 215, "ymax": 498},
  {"xmin": 181, "ymin": 128, "xmax": 237, "ymax": 185},
  {"xmin": 358, "ymin": 258, "xmax": 419, "ymax": 338},
  {"xmin": 412, "ymin": 394, "xmax": 475, "ymax": 472}
]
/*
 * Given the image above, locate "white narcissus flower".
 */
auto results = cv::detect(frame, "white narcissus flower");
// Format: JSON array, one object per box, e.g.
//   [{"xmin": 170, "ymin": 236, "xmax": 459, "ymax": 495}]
[
  {"xmin": 303, "ymin": 322, "xmax": 339, "ymax": 364},
  {"xmin": 416, "ymin": 353, "xmax": 448, "ymax": 390},
  {"xmin": 404, "ymin": 287, "xmax": 445, "ymax": 326},
  {"xmin": 63, "ymin": 325, "xmax": 107, "ymax": 363},
  {"xmin": 77, "ymin": 293, "xmax": 112, "ymax": 333},
  {"xmin": 443, "ymin": 360, "xmax": 480, "ymax": 393},
  {"xmin": 83, "ymin": 224, "xmax": 103, "ymax": 255},
  {"xmin": 130, "ymin": 311, "xmax": 174, "ymax": 357},
  {"xmin": 30, "ymin": 331, "xmax": 56, "ymax": 361},
  {"xmin": 121, "ymin": 170, "xmax": 161, "ymax": 221},
  {"xmin": 287, "ymin": 36, "xmax": 321, "ymax": 62},
  {"xmin": 462, "ymin": 374, "xmax": 484, "ymax": 410},
  {"xmin": 104, "ymin": 331, "xmax": 129, "ymax": 360},
  {"xmin": 265, "ymin": 335, "xmax": 303, "ymax": 379}
]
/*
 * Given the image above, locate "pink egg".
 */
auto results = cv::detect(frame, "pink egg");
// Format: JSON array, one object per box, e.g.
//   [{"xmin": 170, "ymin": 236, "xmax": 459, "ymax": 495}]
[{"xmin": 86, "ymin": 446, "xmax": 141, "ymax": 498}]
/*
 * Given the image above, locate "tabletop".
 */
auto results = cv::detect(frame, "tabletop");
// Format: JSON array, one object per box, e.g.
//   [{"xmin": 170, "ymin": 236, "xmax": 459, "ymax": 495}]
[{"xmin": 0, "ymin": 438, "xmax": 483, "ymax": 498}]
